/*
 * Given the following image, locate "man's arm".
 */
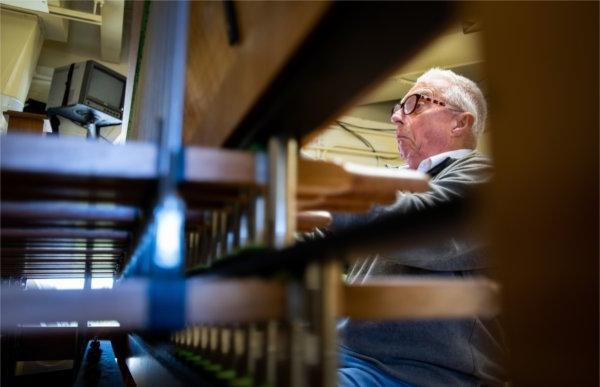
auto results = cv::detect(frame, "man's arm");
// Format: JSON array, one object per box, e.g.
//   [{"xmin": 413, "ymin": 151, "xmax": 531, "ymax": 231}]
[{"xmin": 330, "ymin": 153, "xmax": 493, "ymax": 271}]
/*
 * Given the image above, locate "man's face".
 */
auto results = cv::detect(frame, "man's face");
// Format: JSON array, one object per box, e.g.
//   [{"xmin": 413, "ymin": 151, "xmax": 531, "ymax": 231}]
[{"xmin": 391, "ymin": 82, "xmax": 458, "ymax": 169}]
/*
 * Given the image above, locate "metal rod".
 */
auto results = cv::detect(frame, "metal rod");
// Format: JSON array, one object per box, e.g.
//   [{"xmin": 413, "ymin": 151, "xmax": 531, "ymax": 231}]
[
  {"xmin": 245, "ymin": 323, "xmax": 260, "ymax": 379},
  {"xmin": 267, "ymin": 137, "xmax": 297, "ymax": 248},
  {"xmin": 319, "ymin": 260, "xmax": 342, "ymax": 387},
  {"xmin": 267, "ymin": 136, "xmax": 305, "ymax": 385},
  {"xmin": 265, "ymin": 320, "xmax": 279, "ymax": 386}
]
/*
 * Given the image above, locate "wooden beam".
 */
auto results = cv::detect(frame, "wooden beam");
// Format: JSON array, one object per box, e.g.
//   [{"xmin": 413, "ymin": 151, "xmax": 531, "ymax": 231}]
[
  {"xmin": 3, "ymin": 261, "xmax": 116, "ymax": 266},
  {"xmin": 222, "ymin": 2, "xmax": 455, "ymax": 148},
  {"xmin": 480, "ymin": 2, "xmax": 598, "ymax": 384},
  {"xmin": 183, "ymin": 1, "xmax": 331, "ymax": 146},
  {"xmin": 48, "ymin": 5, "xmax": 102, "ymax": 25},
  {"xmin": 0, "ymin": 248, "xmax": 124, "ymax": 255},
  {"xmin": 183, "ymin": 146, "xmax": 260, "ymax": 187},
  {"xmin": 0, "ymin": 134, "xmax": 155, "ymax": 179},
  {"xmin": 2, "ymin": 277, "xmax": 499, "ymax": 330},
  {"xmin": 1, "ymin": 135, "xmax": 261, "ymax": 198},
  {"xmin": 1, "ymin": 202, "xmax": 138, "ymax": 222},
  {"xmin": 1, "ymin": 228, "xmax": 129, "ymax": 240},
  {"xmin": 343, "ymin": 278, "xmax": 500, "ymax": 320}
]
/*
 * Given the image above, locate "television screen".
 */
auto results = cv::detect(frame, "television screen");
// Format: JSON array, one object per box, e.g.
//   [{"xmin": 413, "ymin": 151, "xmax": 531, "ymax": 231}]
[
  {"xmin": 46, "ymin": 60, "xmax": 126, "ymax": 128},
  {"xmin": 87, "ymin": 67, "xmax": 125, "ymax": 111}
]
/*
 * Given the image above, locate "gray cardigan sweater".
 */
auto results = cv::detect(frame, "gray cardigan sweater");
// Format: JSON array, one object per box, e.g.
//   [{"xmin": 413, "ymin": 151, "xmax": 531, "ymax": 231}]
[{"xmin": 333, "ymin": 151, "xmax": 507, "ymax": 387}]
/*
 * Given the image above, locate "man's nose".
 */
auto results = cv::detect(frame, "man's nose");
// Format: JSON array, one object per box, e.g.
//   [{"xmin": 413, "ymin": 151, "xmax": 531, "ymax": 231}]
[{"xmin": 391, "ymin": 110, "xmax": 404, "ymax": 126}]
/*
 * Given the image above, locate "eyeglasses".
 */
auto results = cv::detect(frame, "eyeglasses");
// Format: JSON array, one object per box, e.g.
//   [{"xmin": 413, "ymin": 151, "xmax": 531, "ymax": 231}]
[{"xmin": 391, "ymin": 93, "xmax": 458, "ymax": 117}]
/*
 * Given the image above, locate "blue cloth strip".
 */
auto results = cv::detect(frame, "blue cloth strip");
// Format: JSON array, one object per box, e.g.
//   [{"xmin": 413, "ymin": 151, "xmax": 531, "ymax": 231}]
[{"xmin": 148, "ymin": 280, "xmax": 185, "ymax": 330}]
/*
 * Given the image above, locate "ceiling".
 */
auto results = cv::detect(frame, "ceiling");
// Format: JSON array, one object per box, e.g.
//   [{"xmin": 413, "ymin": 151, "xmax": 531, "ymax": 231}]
[{"xmin": 0, "ymin": 0, "xmax": 127, "ymax": 63}]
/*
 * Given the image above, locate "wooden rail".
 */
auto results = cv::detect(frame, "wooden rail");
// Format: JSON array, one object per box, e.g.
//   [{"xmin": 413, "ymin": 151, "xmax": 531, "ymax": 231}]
[{"xmin": 1, "ymin": 277, "xmax": 499, "ymax": 332}]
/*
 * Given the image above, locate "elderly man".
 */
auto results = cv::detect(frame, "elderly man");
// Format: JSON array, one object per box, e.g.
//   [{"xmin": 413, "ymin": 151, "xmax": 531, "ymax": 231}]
[{"xmin": 332, "ymin": 68, "xmax": 506, "ymax": 386}]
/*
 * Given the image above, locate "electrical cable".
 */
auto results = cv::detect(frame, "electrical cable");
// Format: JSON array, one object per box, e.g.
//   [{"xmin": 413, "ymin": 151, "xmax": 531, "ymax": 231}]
[
  {"xmin": 336, "ymin": 119, "xmax": 396, "ymax": 132},
  {"xmin": 326, "ymin": 146, "xmax": 398, "ymax": 160},
  {"xmin": 336, "ymin": 121, "xmax": 382, "ymax": 165}
]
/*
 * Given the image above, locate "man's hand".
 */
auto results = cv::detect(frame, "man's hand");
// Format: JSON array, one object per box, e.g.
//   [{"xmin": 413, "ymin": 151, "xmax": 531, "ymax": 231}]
[
  {"xmin": 295, "ymin": 211, "xmax": 332, "ymax": 242},
  {"xmin": 296, "ymin": 210, "xmax": 332, "ymax": 232}
]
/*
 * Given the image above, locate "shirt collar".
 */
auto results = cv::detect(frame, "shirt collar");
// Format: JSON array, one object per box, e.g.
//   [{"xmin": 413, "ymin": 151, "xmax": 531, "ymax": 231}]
[{"xmin": 416, "ymin": 149, "xmax": 473, "ymax": 173}]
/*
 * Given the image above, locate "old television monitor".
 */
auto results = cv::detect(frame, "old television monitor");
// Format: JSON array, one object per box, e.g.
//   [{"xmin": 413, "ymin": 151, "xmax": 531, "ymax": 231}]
[{"xmin": 46, "ymin": 60, "xmax": 126, "ymax": 127}]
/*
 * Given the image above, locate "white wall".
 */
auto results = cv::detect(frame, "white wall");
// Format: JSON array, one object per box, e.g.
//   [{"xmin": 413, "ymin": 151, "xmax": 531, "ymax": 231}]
[{"xmin": 0, "ymin": 9, "xmax": 44, "ymax": 131}]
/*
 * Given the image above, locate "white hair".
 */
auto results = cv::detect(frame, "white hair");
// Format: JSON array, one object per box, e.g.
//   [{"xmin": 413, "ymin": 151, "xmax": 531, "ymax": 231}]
[{"xmin": 416, "ymin": 68, "xmax": 487, "ymax": 139}]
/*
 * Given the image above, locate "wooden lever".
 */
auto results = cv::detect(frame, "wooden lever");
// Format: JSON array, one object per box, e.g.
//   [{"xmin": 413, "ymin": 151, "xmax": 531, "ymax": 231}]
[
  {"xmin": 298, "ymin": 158, "xmax": 430, "ymax": 212},
  {"xmin": 343, "ymin": 278, "xmax": 500, "ymax": 320}
]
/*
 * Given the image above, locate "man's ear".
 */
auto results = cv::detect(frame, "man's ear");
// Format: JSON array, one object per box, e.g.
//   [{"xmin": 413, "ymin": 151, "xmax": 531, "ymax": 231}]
[{"xmin": 451, "ymin": 112, "xmax": 475, "ymax": 137}]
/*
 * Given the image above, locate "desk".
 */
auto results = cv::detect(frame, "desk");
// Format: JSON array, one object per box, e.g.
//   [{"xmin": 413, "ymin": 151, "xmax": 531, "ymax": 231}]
[{"xmin": 4, "ymin": 110, "xmax": 46, "ymax": 134}]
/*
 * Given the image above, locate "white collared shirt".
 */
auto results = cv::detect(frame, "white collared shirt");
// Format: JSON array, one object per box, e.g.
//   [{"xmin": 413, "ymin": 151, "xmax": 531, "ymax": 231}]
[{"xmin": 416, "ymin": 149, "xmax": 474, "ymax": 174}]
